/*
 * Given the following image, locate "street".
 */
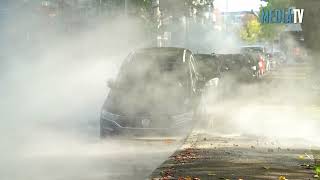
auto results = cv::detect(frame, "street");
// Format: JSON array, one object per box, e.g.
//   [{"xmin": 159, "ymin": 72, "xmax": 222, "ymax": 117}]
[
  {"xmin": 1, "ymin": 132, "xmax": 185, "ymax": 180},
  {"xmin": 149, "ymin": 63, "xmax": 320, "ymax": 180}
]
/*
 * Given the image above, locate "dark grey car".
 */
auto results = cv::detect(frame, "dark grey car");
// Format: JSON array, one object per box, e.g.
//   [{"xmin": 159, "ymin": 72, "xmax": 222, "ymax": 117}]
[{"xmin": 100, "ymin": 47, "xmax": 204, "ymax": 138}]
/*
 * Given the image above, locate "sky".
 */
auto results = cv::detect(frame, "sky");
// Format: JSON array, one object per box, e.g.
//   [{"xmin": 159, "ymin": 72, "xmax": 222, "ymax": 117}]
[{"xmin": 214, "ymin": 0, "xmax": 268, "ymax": 12}]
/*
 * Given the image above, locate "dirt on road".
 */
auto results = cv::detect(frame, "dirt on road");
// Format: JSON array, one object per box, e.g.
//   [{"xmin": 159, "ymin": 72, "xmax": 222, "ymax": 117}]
[{"xmin": 149, "ymin": 132, "xmax": 319, "ymax": 180}]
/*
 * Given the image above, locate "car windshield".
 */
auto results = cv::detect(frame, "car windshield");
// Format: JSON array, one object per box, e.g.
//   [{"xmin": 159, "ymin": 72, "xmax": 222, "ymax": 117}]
[
  {"xmin": 195, "ymin": 55, "xmax": 220, "ymax": 78},
  {"xmin": 116, "ymin": 50, "xmax": 187, "ymax": 88},
  {"xmin": 218, "ymin": 54, "xmax": 243, "ymax": 70},
  {"xmin": 110, "ymin": 49, "xmax": 190, "ymax": 115}
]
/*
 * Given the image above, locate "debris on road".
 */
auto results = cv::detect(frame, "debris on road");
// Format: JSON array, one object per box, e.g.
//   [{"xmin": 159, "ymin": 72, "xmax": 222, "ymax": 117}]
[
  {"xmin": 170, "ymin": 148, "xmax": 199, "ymax": 164},
  {"xmin": 150, "ymin": 133, "xmax": 316, "ymax": 180},
  {"xmin": 262, "ymin": 166, "xmax": 270, "ymax": 170},
  {"xmin": 153, "ymin": 168, "xmax": 176, "ymax": 180},
  {"xmin": 278, "ymin": 176, "xmax": 288, "ymax": 180}
]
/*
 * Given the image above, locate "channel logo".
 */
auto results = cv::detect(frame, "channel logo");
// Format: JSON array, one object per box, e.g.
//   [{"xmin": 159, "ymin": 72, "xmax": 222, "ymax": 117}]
[{"xmin": 260, "ymin": 8, "xmax": 304, "ymax": 24}]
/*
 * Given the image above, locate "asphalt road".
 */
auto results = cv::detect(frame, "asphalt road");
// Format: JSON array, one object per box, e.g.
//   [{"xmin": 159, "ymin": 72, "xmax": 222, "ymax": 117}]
[
  {"xmin": 1, "ymin": 133, "xmax": 186, "ymax": 180},
  {"xmin": 150, "ymin": 132, "xmax": 318, "ymax": 180},
  {"xmin": 149, "ymin": 63, "xmax": 320, "ymax": 180}
]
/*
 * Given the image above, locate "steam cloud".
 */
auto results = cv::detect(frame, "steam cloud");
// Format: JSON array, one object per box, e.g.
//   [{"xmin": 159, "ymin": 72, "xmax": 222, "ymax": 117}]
[{"xmin": 1, "ymin": 1, "xmax": 320, "ymax": 180}]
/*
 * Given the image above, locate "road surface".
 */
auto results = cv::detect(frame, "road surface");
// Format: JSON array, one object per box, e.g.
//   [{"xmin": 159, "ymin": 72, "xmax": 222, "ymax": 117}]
[
  {"xmin": 1, "ymin": 131, "xmax": 186, "ymax": 180},
  {"xmin": 149, "ymin": 63, "xmax": 320, "ymax": 180}
]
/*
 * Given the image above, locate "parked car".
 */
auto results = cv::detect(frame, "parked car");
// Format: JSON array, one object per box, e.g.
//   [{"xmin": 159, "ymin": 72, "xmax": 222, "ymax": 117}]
[
  {"xmin": 266, "ymin": 53, "xmax": 276, "ymax": 70},
  {"xmin": 218, "ymin": 53, "xmax": 257, "ymax": 82},
  {"xmin": 194, "ymin": 54, "xmax": 221, "ymax": 86},
  {"xmin": 193, "ymin": 53, "xmax": 222, "ymax": 105},
  {"xmin": 268, "ymin": 51, "xmax": 286, "ymax": 69},
  {"xmin": 213, "ymin": 53, "xmax": 257, "ymax": 99},
  {"xmin": 241, "ymin": 45, "xmax": 267, "ymax": 77},
  {"xmin": 100, "ymin": 47, "xmax": 205, "ymax": 138},
  {"xmin": 273, "ymin": 51, "xmax": 287, "ymax": 64}
]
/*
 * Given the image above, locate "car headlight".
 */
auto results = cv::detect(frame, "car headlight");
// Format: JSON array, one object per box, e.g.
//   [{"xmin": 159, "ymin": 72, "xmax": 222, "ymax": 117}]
[
  {"xmin": 251, "ymin": 66, "xmax": 257, "ymax": 71},
  {"xmin": 100, "ymin": 110, "xmax": 120, "ymax": 121}
]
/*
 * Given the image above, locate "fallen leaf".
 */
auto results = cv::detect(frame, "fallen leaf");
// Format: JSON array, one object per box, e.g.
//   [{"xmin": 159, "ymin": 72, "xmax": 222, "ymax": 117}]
[
  {"xmin": 263, "ymin": 166, "xmax": 270, "ymax": 170},
  {"xmin": 298, "ymin": 155, "xmax": 305, "ymax": 159},
  {"xmin": 278, "ymin": 176, "xmax": 287, "ymax": 180},
  {"xmin": 164, "ymin": 139, "xmax": 174, "ymax": 144}
]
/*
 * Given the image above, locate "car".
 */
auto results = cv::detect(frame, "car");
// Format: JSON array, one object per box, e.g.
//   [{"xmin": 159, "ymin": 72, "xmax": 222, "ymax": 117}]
[
  {"xmin": 268, "ymin": 51, "xmax": 286, "ymax": 68},
  {"xmin": 273, "ymin": 51, "xmax": 287, "ymax": 64},
  {"xmin": 241, "ymin": 46, "xmax": 267, "ymax": 77},
  {"xmin": 266, "ymin": 53, "xmax": 276, "ymax": 70},
  {"xmin": 193, "ymin": 54, "xmax": 222, "ymax": 105},
  {"xmin": 211, "ymin": 53, "xmax": 258, "ymax": 99},
  {"xmin": 194, "ymin": 54, "xmax": 221, "ymax": 86},
  {"xmin": 100, "ymin": 47, "xmax": 206, "ymax": 138},
  {"xmin": 218, "ymin": 53, "xmax": 258, "ymax": 82}
]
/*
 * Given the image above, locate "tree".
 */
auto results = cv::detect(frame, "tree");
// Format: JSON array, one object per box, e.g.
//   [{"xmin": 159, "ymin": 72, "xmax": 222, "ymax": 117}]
[{"xmin": 240, "ymin": 15, "xmax": 261, "ymax": 43}]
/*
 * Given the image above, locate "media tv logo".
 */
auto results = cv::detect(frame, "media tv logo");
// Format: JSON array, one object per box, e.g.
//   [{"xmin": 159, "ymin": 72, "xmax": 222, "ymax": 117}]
[{"xmin": 260, "ymin": 8, "xmax": 304, "ymax": 24}]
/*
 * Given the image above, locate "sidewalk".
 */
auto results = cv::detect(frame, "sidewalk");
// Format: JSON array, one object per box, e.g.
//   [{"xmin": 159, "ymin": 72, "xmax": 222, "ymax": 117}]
[{"xmin": 149, "ymin": 131, "xmax": 318, "ymax": 180}]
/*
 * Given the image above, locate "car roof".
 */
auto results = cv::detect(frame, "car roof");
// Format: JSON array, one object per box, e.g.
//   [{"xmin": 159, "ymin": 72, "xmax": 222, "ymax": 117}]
[
  {"xmin": 135, "ymin": 47, "xmax": 191, "ymax": 54},
  {"xmin": 130, "ymin": 47, "xmax": 193, "ymax": 65},
  {"xmin": 194, "ymin": 54, "xmax": 214, "ymax": 58},
  {"xmin": 241, "ymin": 45, "xmax": 265, "ymax": 48},
  {"xmin": 194, "ymin": 54, "xmax": 220, "ymax": 62}
]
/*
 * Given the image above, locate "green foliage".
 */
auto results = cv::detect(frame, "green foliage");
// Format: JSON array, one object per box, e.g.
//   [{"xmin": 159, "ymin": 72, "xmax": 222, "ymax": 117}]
[
  {"xmin": 263, "ymin": 0, "xmax": 294, "ymax": 9},
  {"xmin": 260, "ymin": 23, "xmax": 285, "ymax": 41},
  {"xmin": 130, "ymin": 0, "xmax": 152, "ymax": 10},
  {"xmin": 316, "ymin": 165, "xmax": 320, "ymax": 175},
  {"xmin": 240, "ymin": 18, "xmax": 261, "ymax": 43}
]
